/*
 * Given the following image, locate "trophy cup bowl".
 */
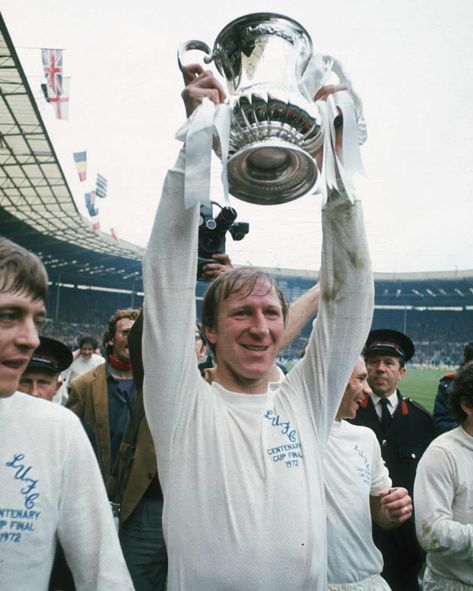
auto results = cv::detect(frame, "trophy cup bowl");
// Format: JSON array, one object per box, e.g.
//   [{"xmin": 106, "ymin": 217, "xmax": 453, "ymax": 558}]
[{"xmin": 178, "ymin": 13, "xmax": 324, "ymax": 205}]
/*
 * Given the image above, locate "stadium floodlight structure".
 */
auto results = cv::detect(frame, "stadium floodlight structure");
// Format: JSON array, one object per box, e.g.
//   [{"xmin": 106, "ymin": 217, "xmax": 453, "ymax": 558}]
[{"xmin": 0, "ymin": 13, "xmax": 144, "ymax": 294}]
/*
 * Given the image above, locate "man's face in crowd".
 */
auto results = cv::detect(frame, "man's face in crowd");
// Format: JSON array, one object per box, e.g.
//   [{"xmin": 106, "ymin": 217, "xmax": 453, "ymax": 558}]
[
  {"xmin": 19, "ymin": 369, "xmax": 61, "ymax": 401},
  {"xmin": 204, "ymin": 279, "xmax": 284, "ymax": 393},
  {"xmin": 109, "ymin": 317, "xmax": 135, "ymax": 363},
  {"xmin": 337, "ymin": 357, "xmax": 372, "ymax": 420},
  {"xmin": 80, "ymin": 343, "xmax": 94, "ymax": 359},
  {"xmin": 366, "ymin": 353, "xmax": 406, "ymax": 398},
  {"xmin": 0, "ymin": 290, "xmax": 45, "ymax": 398}
]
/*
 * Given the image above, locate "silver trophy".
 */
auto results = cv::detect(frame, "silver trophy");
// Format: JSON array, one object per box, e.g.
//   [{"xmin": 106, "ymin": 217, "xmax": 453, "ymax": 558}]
[{"xmin": 178, "ymin": 13, "xmax": 324, "ymax": 205}]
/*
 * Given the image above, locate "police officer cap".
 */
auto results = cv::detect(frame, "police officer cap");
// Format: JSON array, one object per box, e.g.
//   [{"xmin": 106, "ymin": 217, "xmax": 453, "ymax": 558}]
[
  {"xmin": 27, "ymin": 336, "xmax": 73, "ymax": 374},
  {"xmin": 364, "ymin": 329, "xmax": 415, "ymax": 362}
]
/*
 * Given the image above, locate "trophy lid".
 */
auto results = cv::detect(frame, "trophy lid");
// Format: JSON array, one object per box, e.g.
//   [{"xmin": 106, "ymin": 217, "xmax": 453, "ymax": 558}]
[{"xmin": 215, "ymin": 13, "xmax": 312, "ymax": 49}]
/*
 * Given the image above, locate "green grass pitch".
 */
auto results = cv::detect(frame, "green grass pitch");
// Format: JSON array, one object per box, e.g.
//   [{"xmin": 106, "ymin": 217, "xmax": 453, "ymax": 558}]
[{"xmin": 400, "ymin": 367, "xmax": 449, "ymax": 413}]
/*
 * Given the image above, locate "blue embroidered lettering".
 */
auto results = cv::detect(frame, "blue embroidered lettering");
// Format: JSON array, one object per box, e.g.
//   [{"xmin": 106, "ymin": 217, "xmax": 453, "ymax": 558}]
[{"xmin": 5, "ymin": 453, "xmax": 40, "ymax": 509}]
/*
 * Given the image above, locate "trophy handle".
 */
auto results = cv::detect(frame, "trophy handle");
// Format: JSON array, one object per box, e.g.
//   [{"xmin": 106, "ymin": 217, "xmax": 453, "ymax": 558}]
[{"xmin": 177, "ymin": 40, "xmax": 214, "ymax": 71}]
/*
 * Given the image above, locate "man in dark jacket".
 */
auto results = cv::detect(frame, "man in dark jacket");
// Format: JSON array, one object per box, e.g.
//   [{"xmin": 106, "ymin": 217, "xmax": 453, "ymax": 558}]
[
  {"xmin": 433, "ymin": 341, "xmax": 473, "ymax": 434},
  {"xmin": 349, "ymin": 328, "xmax": 435, "ymax": 591}
]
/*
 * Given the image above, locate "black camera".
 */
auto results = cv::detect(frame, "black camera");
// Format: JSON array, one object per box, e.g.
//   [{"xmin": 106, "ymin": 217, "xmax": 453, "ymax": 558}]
[{"xmin": 197, "ymin": 201, "xmax": 249, "ymax": 280}]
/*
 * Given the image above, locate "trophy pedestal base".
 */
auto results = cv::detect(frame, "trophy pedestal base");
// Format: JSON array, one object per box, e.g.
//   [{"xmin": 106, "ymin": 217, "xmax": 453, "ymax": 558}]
[{"xmin": 228, "ymin": 141, "xmax": 318, "ymax": 205}]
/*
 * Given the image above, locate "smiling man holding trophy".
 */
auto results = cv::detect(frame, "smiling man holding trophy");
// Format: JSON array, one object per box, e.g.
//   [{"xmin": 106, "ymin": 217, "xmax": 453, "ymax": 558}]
[{"xmin": 143, "ymin": 13, "xmax": 373, "ymax": 590}]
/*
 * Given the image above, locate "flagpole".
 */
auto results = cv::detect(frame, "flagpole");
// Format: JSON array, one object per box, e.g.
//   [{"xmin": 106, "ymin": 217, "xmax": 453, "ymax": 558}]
[{"xmin": 16, "ymin": 46, "xmax": 67, "ymax": 51}]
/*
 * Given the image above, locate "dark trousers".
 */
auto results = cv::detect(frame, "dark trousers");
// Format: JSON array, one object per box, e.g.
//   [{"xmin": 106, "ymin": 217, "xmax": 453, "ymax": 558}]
[
  {"xmin": 373, "ymin": 520, "xmax": 424, "ymax": 591},
  {"xmin": 119, "ymin": 497, "xmax": 167, "ymax": 591},
  {"xmin": 49, "ymin": 544, "xmax": 75, "ymax": 590}
]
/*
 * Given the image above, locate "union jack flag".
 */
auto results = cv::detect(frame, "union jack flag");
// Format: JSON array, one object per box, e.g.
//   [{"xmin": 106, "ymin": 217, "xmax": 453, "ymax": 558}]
[{"xmin": 41, "ymin": 48, "xmax": 63, "ymax": 96}]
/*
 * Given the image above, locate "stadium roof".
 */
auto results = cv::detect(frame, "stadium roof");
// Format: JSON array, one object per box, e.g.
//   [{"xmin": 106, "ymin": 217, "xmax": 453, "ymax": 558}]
[{"xmin": 0, "ymin": 13, "xmax": 144, "ymax": 291}]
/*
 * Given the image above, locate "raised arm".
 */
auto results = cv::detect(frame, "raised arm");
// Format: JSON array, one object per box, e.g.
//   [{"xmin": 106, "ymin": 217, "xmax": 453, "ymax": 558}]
[
  {"xmin": 278, "ymin": 283, "xmax": 320, "ymax": 353},
  {"xmin": 287, "ymin": 87, "xmax": 374, "ymax": 441},
  {"xmin": 142, "ymin": 65, "xmax": 226, "ymax": 466}
]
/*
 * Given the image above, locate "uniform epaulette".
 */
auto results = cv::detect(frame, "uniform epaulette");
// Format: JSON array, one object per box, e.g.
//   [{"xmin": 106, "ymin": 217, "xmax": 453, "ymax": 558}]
[
  {"xmin": 440, "ymin": 372, "xmax": 456, "ymax": 381},
  {"xmin": 402, "ymin": 396, "xmax": 432, "ymax": 416}
]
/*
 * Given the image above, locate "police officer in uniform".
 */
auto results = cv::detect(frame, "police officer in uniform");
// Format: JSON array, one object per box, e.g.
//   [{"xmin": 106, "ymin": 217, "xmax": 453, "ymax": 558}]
[{"xmin": 349, "ymin": 329, "xmax": 435, "ymax": 591}]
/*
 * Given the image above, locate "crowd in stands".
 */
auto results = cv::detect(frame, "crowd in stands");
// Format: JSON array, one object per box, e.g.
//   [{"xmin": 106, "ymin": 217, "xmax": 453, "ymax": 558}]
[
  {"xmin": 282, "ymin": 308, "xmax": 472, "ymax": 367},
  {"xmin": 42, "ymin": 311, "xmax": 471, "ymax": 368},
  {"xmin": 43, "ymin": 285, "xmax": 472, "ymax": 368}
]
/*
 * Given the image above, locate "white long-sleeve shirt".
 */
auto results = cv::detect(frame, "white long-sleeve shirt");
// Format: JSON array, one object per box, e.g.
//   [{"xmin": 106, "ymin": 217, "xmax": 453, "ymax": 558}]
[
  {"xmin": 414, "ymin": 426, "xmax": 473, "ymax": 587},
  {"xmin": 143, "ymin": 148, "xmax": 373, "ymax": 590},
  {"xmin": 0, "ymin": 392, "xmax": 134, "ymax": 591},
  {"xmin": 325, "ymin": 420, "xmax": 391, "ymax": 585}
]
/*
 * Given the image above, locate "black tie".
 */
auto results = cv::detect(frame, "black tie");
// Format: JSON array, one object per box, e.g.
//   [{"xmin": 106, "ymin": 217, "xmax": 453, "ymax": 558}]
[{"xmin": 380, "ymin": 398, "xmax": 392, "ymax": 432}]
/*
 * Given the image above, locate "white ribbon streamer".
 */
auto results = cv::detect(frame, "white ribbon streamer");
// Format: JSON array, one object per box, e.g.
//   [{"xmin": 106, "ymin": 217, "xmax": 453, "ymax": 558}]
[
  {"xmin": 175, "ymin": 98, "xmax": 214, "ymax": 209},
  {"xmin": 175, "ymin": 99, "xmax": 232, "ymax": 209},
  {"xmin": 213, "ymin": 104, "xmax": 232, "ymax": 207},
  {"xmin": 314, "ymin": 90, "xmax": 362, "ymax": 205},
  {"xmin": 300, "ymin": 53, "xmax": 368, "ymax": 146}
]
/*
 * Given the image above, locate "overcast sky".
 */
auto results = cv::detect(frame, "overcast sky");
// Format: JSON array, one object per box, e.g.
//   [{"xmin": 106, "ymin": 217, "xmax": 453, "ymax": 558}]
[{"xmin": 2, "ymin": 0, "xmax": 472, "ymax": 273}]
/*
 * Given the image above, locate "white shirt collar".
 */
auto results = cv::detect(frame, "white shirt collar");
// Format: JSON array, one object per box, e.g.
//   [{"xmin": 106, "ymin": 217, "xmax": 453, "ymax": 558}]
[{"xmin": 370, "ymin": 390, "xmax": 398, "ymax": 417}]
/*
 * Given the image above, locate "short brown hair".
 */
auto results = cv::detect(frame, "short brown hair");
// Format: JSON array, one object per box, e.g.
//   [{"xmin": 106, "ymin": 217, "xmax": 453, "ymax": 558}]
[
  {"xmin": 0, "ymin": 237, "xmax": 48, "ymax": 303},
  {"xmin": 103, "ymin": 308, "xmax": 140, "ymax": 352},
  {"xmin": 449, "ymin": 364, "xmax": 473, "ymax": 424},
  {"xmin": 201, "ymin": 267, "xmax": 288, "ymax": 354}
]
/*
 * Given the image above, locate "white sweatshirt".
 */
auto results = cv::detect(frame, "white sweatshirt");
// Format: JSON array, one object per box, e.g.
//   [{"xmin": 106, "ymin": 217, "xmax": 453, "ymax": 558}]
[
  {"xmin": 325, "ymin": 420, "xmax": 391, "ymax": 585},
  {"xmin": 0, "ymin": 391, "xmax": 134, "ymax": 591},
  {"xmin": 143, "ymin": 149, "xmax": 373, "ymax": 590},
  {"xmin": 414, "ymin": 426, "xmax": 473, "ymax": 587}
]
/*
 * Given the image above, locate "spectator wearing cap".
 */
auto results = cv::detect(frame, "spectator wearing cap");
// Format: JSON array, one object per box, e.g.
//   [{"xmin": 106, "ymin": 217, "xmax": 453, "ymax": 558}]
[
  {"xmin": 18, "ymin": 336, "xmax": 72, "ymax": 402},
  {"xmin": 349, "ymin": 329, "xmax": 436, "ymax": 591}
]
